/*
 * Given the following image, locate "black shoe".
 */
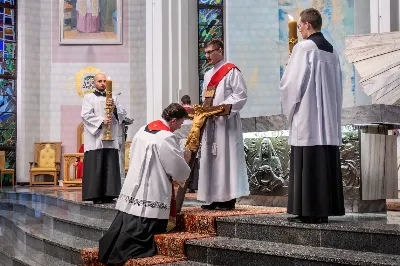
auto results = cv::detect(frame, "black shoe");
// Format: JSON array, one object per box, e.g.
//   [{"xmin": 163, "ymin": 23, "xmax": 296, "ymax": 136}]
[
  {"xmin": 287, "ymin": 216, "xmax": 311, "ymax": 223},
  {"xmin": 201, "ymin": 202, "xmax": 218, "ymax": 210},
  {"xmin": 93, "ymin": 199, "xmax": 103, "ymax": 204},
  {"xmin": 307, "ymin": 216, "xmax": 328, "ymax": 224},
  {"xmin": 215, "ymin": 199, "xmax": 236, "ymax": 210}
]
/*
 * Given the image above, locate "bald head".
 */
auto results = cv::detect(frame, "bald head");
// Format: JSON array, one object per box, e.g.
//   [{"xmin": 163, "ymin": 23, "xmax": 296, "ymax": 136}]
[{"xmin": 94, "ymin": 73, "xmax": 107, "ymax": 91}]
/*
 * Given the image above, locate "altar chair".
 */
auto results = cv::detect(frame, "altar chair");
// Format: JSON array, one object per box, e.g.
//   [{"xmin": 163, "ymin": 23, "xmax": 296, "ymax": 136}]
[
  {"xmin": 125, "ymin": 141, "xmax": 132, "ymax": 174},
  {"xmin": 0, "ymin": 151, "xmax": 14, "ymax": 187},
  {"xmin": 62, "ymin": 122, "xmax": 84, "ymax": 187},
  {"xmin": 29, "ymin": 142, "xmax": 62, "ymax": 186}
]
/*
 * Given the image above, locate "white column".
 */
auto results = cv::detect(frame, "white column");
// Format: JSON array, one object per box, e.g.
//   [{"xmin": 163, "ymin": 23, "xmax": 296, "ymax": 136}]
[
  {"xmin": 370, "ymin": 0, "xmax": 379, "ymax": 33},
  {"xmin": 178, "ymin": 0, "xmax": 199, "ymax": 104},
  {"xmin": 379, "ymin": 0, "xmax": 391, "ymax": 32},
  {"xmin": 146, "ymin": 0, "xmax": 170, "ymax": 122},
  {"xmin": 147, "ymin": 0, "xmax": 199, "ymax": 119},
  {"xmin": 371, "ymin": 0, "xmax": 391, "ymax": 33}
]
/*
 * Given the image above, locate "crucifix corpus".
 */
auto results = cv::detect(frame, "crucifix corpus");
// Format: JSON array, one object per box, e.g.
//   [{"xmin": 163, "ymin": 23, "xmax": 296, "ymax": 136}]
[{"xmin": 174, "ymin": 63, "xmax": 239, "ymax": 216}]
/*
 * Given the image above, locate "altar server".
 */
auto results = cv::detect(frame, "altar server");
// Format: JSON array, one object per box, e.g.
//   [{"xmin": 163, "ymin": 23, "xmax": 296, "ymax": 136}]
[
  {"xmin": 280, "ymin": 8, "xmax": 345, "ymax": 224},
  {"xmin": 98, "ymin": 103, "xmax": 191, "ymax": 264},
  {"xmin": 81, "ymin": 73, "xmax": 127, "ymax": 204}
]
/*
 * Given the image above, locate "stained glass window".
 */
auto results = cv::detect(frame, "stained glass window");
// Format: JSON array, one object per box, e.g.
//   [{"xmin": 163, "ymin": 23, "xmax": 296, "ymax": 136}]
[
  {"xmin": 0, "ymin": 0, "xmax": 16, "ymax": 184},
  {"xmin": 198, "ymin": 0, "xmax": 223, "ymax": 103}
]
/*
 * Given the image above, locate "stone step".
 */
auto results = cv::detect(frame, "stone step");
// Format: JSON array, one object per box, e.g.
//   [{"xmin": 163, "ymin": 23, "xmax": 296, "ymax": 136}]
[
  {"xmin": 0, "ymin": 191, "xmax": 118, "ymax": 221},
  {"xmin": 186, "ymin": 236, "xmax": 400, "ymax": 266},
  {"xmin": 0, "ymin": 230, "xmax": 75, "ymax": 266},
  {"xmin": 216, "ymin": 213, "xmax": 400, "ymax": 256},
  {"xmin": 0, "ymin": 210, "xmax": 97, "ymax": 265},
  {"xmin": 0, "ymin": 199, "xmax": 111, "ymax": 241}
]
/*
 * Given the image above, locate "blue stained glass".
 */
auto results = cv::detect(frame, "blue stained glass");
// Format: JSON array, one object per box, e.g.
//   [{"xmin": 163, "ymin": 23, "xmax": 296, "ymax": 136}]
[
  {"xmin": 0, "ymin": 1, "xmax": 15, "ymax": 5},
  {"xmin": 0, "ymin": 95, "xmax": 16, "ymax": 113},
  {"xmin": 198, "ymin": 0, "xmax": 223, "ymax": 5},
  {"xmin": 198, "ymin": 8, "xmax": 222, "ymax": 26}
]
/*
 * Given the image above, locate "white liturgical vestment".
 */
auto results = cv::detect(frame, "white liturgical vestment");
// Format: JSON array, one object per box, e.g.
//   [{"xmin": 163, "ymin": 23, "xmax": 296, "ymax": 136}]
[
  {"xmin": 116, "ymin": 119, "xmax": 191, "ymax": 219},
  {"xmin": 81, "ymin": 91, "xmax": 127, "ymax": 152},
  {"xmin": 280, "ymin": 39, "xmax": 343, "ymax": 146},
  {"xmin": 198, "ymin": 59, "xmax": 249, "ymax": 203}
]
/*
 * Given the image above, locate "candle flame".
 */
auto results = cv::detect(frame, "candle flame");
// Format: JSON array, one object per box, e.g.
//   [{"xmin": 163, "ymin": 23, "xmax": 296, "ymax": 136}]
[
  {"xmin": 288, "ymin": 14, "xmax": 294, "ymax": 21},
  {"xmin": 107, "ymin": 76, "xmax": 111, "ymax": 80}
]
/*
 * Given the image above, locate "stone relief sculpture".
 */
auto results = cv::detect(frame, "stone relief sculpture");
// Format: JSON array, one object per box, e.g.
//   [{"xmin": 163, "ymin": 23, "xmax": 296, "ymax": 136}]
[
  {"xmin": 245, "ymin": 137, "xmax": 288, "ymax": 193},
  {"xmin": 244, "ymin": 129, "xmax": 360, "ymax": 195},
  {"xmin": 340, "ymin": 131, "xmax": 360, "ymax": 188}
]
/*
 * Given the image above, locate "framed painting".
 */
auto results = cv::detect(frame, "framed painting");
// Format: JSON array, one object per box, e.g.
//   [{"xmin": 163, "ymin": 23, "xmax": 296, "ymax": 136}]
[{"xmin": 59, "ymin": 0, "xmax": 123, "ymax": 44}]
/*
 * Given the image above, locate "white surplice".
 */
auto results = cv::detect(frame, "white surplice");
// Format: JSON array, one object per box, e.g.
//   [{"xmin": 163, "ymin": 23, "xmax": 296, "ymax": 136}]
[
  {"xmin": 116, "ymin": 119, "xmax": 191, "ymax": 219},
  {"xmin": 279, "ymin": 39, "xmax": 343, "ymax": 146},
  {"xmin": 197, "ymin": 59, "xmax": 249, "ymax": 203},
  {"xmin": 81, "ymin": 91, "xmax": 127, "ymax": 152}
]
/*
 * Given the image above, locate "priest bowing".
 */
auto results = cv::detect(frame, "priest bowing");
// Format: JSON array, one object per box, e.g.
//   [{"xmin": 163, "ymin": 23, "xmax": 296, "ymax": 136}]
[
  {"xmin": 81, "ymin": 73, "xmax": 127, "ymax": 204},
  {"xmin": 280, "ymin": 8, "xmax": 345, "ymax": 224}
]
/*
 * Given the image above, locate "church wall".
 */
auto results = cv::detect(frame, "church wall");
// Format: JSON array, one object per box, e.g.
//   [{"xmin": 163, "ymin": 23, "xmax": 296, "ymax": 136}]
[
  {"xmin": 226, "ymin": 0, "xmax": 371, "ymax": 118},
  {"xmin": 16, "ymin": 0, "xmax": 147, "ymax": 183}
]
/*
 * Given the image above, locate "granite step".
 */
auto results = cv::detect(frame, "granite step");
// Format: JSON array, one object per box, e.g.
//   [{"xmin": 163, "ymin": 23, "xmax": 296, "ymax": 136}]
[
  {"xmin": 0, "ymin": 199, "xmax": 111, "ymax": 241},
  {"xmin": 0, "ymin": 191, "xmax": 118, "ymax": 221},
  {"xmin": 216, "ymin": 213, "xmax": 400, "ymax": 256},
  {"xmin": 0, "ymin": 210, "xmax": 97, "ymax": 265},
  {"xmin": 186, "ymin": 236, "xmax": 400, "ymax": 266},
  {"xmin": 0, "ymin": 231, "xmax": 75, "ymax": 266}
]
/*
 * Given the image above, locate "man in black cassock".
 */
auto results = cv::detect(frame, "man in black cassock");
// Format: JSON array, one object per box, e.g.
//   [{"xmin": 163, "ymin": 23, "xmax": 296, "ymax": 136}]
[
  {"xmin": 81, "ymin": 73, "xmax": 127, "ymax": 204},
  {"xmin": 280, "ymin": 8, "xmax": 345, "ymax": 224}
]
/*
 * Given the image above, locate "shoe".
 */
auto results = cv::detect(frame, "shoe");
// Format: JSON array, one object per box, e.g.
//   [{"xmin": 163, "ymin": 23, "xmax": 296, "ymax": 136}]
[
  {"xmin": 287, "ymin": 216, "xmax": 311, "ymax": 223},
  {"xmin": 93, "ymin": 199, "xmax": 103, "ymax": 204},
  {"xmin": 201, "ymin": 202, "xmax": 218, "ymax": 210},
  {"xmin": 307, "ymin": 216, "xmax": 328, "ymax": 224},
  {"xmin": 215, "ymin": 199, "xmax": 236, "ymax": 210}
]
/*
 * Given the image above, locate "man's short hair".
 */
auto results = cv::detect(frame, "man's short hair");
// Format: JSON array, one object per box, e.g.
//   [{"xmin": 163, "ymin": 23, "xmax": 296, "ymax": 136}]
[
  {"xmin": 300, "ymin": 8, "xmax": 322, "ymax": 31},
  {"xmin": 181, "ymin": 95, "xmax": 191, "ymax": 105},
  {"xmin": 162, "ymin": 103, "xmax": 188, "ymax": 122},
  {"xmin": 205, "ymin": 39, "xmax": 224, "ymax": 51}
]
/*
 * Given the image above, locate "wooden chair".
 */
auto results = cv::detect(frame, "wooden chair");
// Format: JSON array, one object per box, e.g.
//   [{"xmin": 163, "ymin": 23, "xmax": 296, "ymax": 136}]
[
  {"xmin": 29, "ymin": 142, "xmax": 62, "ymax": 186},
  {"xmin": 62, "ymin": 122, "xmax": 84, "ymax": 187},
  {"xmin": 125, "ymin": 141, "xmax": 132, "ymax": 174},
  {"xmin": 0, "ymin": 151, "xmax": 14, "ymax": 187}
]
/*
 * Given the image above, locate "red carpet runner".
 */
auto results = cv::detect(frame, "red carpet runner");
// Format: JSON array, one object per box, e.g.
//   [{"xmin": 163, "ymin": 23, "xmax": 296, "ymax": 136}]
[
  {"xmin": 81, "ymin": 206, "xmax": 286, "ymax": 265},
  {"xmin": 387, "ymin": 202, "xmax": 400, "ymax": 211}
]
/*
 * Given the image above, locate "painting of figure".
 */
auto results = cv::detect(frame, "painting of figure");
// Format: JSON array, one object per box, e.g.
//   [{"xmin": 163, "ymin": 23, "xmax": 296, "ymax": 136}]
[{"xmin": 60, "ymin": 0, "xmax": 122, "ymax": 44}]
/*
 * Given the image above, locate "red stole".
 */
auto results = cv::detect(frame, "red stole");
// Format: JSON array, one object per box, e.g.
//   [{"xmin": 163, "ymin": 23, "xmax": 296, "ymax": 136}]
[
  {"xmin": 206, "ymin": 63, "xmax": 238, "ymax": 90},
  {"xmin": 146, "ymin": 120, "xmax": 177, "ymax": 217}
]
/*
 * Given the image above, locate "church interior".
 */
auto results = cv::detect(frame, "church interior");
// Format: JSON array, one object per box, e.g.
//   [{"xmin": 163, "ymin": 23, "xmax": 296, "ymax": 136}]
[{"xmin": 1, "ymin": 0, "xmax": 400, "ymax": 265}]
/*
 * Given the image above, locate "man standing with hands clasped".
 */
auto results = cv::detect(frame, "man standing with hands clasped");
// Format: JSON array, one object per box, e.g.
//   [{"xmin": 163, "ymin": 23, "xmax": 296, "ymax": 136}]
[{"xmin": 280, "ymin": 8, "xmax": 345, "ymax": 224}]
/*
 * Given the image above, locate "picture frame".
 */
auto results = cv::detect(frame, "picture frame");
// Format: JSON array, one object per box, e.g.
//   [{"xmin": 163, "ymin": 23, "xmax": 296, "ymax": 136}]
[{"xmin": 59, "ymin": 0, "xmax": 123, "ymax": 45}]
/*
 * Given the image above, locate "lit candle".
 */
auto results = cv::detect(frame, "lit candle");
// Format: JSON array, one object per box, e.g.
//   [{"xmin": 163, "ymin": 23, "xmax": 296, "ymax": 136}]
[
  {"xmin": 106, "ymin": 76, "xmax": 112, "ymax": 101},
  {"xmin": 288, "ymin": 15, "xmax": 298, "ymax": 55}
]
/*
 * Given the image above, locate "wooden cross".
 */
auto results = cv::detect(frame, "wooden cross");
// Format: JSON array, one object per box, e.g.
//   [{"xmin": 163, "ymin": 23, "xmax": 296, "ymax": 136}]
[{"xmin": 175, "ymin": 86, "xmax": 232, "ymax": 213}]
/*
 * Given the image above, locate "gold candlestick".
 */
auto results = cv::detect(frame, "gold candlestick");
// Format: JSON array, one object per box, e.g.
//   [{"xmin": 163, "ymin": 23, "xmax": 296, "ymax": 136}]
[
  {"xmin": 102, "ymin": 77, "xmax": 114, "ymax": 141},
  {"xmin": 288, "ymin": 14, "xmax": 298, "ymax": 55}
]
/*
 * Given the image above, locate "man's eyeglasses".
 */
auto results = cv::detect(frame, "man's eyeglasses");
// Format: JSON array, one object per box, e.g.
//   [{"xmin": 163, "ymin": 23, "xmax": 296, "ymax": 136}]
[{"xmin": 204, "ymin": 49, "xmax": 219, "ymax": 55}]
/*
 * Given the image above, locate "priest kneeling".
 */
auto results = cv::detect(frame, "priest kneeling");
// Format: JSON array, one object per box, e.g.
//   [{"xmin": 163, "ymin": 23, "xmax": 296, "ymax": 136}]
[{"xmin": 98, "ymin": 103, "xmax": 191, "ymax": 264}]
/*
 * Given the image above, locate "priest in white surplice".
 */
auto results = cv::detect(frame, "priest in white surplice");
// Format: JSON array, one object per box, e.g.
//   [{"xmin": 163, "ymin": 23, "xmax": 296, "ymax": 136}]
[
  {"xmin": 81, "ymin": 73, "xmax": 127, "ymax": 204},
  {"xmin": 198, "ymin": 39, "xmax": 249, "ymax": 210},
  {"xmin": 98, "ymin": 103, "xmax": 191, "ymax": 264},
  {"xmin": 280, "ymin": 8, "xmax": 345, "ymax": 224}
]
